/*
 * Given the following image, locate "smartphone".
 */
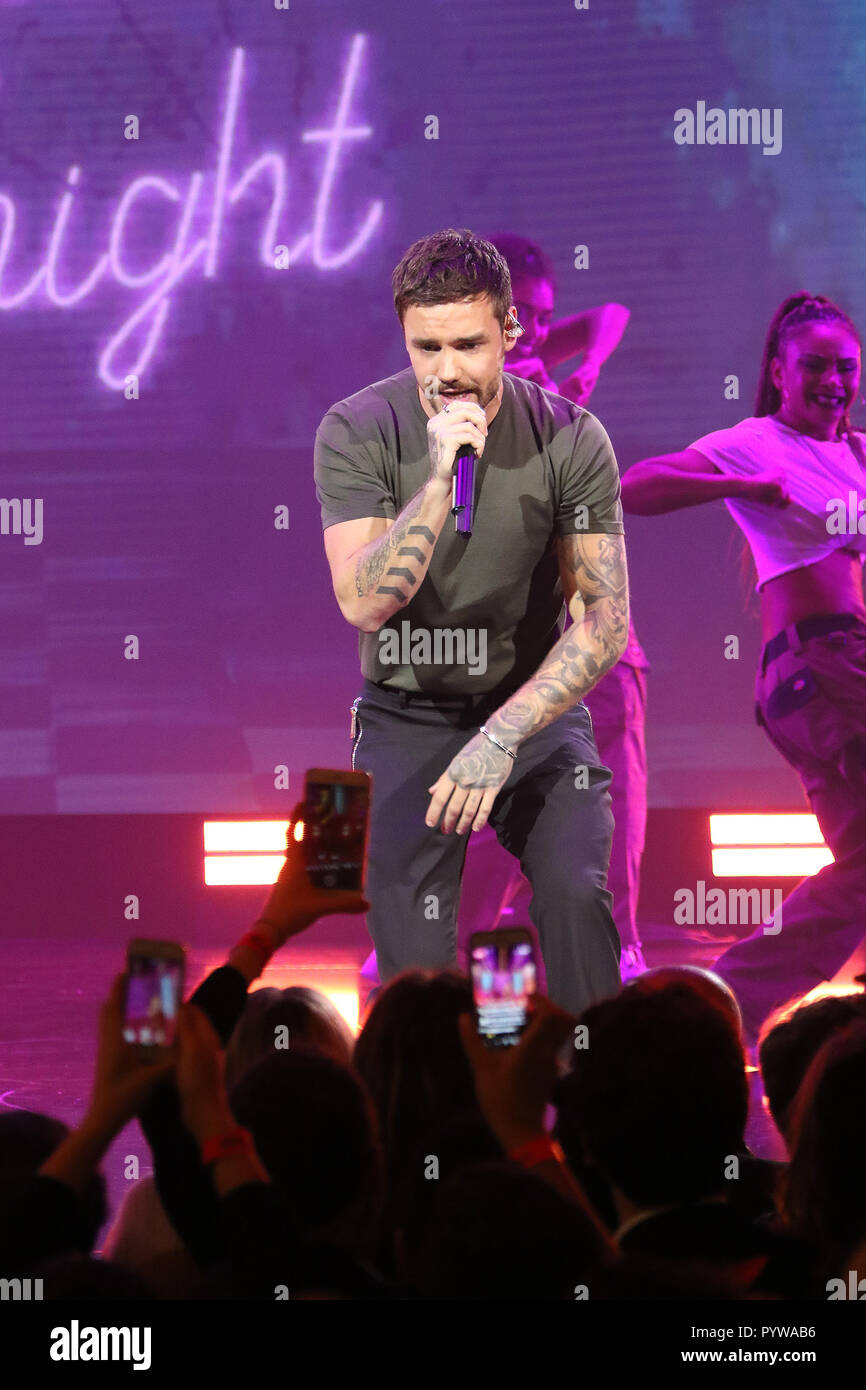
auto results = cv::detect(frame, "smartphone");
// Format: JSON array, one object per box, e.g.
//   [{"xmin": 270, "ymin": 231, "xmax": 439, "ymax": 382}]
[
  {"xmin": 123, "ymin": 939, "xmax": 186, "ymax": 1057},
  {"xmin": 296, "ymin": 768, "xmax": 372, "ymax": 892},
  {"xmin": 469, "ymin": 928, "xmax": 538, "ymax": 1048}
]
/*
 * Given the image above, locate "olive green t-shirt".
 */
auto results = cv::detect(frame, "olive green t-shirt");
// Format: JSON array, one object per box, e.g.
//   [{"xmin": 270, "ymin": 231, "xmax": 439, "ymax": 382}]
[{"xmin": 314, "ymin": 367, "xmax": 624, "ymax": 696}]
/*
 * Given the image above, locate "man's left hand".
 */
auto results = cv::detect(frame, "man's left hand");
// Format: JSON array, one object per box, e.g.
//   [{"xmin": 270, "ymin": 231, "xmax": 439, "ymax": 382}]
[{"xmin": 426, "ymin": 730, "xmax": 515, "ymax": 834}]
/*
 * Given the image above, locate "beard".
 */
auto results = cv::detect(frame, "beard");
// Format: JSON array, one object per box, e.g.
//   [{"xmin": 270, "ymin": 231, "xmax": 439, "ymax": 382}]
[{"xmin": 440, "ymin": 376, "xmax": 500, "ymax": 409}]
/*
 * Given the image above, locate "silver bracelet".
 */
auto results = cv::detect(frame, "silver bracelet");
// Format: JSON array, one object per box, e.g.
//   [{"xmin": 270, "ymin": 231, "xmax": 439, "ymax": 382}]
[{"xmin": 480, "ymin": 724, "xmax": 516, "ymax": 760}]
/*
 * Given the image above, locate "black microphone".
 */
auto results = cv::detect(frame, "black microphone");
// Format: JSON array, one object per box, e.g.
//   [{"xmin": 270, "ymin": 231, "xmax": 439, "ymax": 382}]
[{"xmin": 452, "ymin": 445, "xmax": 476, "ymax": 535}]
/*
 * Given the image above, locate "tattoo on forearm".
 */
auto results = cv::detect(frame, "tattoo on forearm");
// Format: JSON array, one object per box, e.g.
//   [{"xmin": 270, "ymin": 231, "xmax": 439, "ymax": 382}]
[
  {"xmin": 354, "ymin": 494, "xmax": 437, "ymax": 605},
  {"xmin": 488, "ymin": 532, "xmax": 629, "ymax": 746},
  {"xmin": 408, "ymin": 524, "xmax": 435, "ymax": 545}
]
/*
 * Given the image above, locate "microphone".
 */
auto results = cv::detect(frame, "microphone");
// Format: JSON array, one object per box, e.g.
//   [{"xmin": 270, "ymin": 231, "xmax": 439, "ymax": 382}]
[{"xmin": 452, "ymin": 445, "xmax": 476, "ymax": 535}]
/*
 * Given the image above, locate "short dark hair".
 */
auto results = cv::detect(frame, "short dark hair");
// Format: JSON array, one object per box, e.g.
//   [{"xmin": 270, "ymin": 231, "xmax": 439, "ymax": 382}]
[
  {"xmin": 758, "ymin": 991, "xmax": 866, "ymax": 1139},
  {"xmin": 224, "ymin": 985, "xmax": 354, "ymax": 1091},
  {"xmin": 392, "ymin": 228, "xmax": 512, "ymax": 327},
  {"xmin": 0, "ymin": 1110, "xmax": 107, "ymax": 1253},
  {"xmin": 556, "ymin": 982, "xmax": 748, "ymax": 1207},
  {"xmin": 415, "ymin": 1160, "xmax": 605, "ymax": 1299},
  {"xmin": 781, "ymin": 1021, "xmax": 866, "ymax": 1270},
  {"xmin": 229, "ymin": 1048, "xmax": 381, "ymax": 1236},
  {"xmin": 353, "ymin": 970, "xmax": 479, "ymax": 1194},
  {"xmin": 486, "ymin": 232, "xmax": 557, "ymax": 294}
]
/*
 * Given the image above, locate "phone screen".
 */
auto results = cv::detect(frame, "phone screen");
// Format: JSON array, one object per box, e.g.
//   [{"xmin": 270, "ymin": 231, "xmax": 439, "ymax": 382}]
[
  {"xmin": 302, "ymin": 778, "xmax": 369, "ymax": 890},
  {"xmin": 471, "ymin": 938, "xmax": 537, "ymax": 1047},
  {"xmin": 123, "ymin": 956, "xmax": 184, "ymax": 1048}
]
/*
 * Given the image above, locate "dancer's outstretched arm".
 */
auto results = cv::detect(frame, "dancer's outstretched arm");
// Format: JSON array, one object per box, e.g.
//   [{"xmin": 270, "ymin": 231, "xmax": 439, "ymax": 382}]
[
  {"xmin": 542, "ymin": 302, "xmax": 630, "ymax": 371},
  {"xmin": 621, "ymin": 448, "xmax": 789, "ymax": 515}
]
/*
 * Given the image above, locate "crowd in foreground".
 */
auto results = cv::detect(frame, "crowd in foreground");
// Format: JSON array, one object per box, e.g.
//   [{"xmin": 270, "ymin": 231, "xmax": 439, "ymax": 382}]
[{"xmin": 2, "ymin": 813, "xmax": 865, "ymax": 1301}]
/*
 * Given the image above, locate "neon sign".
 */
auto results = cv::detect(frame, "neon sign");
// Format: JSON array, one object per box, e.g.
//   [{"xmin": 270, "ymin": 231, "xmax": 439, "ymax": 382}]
[{"xmin": 0, "ymin": 35, "xmax": 384, "ymax": 389}]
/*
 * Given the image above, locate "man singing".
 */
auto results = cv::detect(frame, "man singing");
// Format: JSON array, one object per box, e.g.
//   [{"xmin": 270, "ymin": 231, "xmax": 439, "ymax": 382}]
[{"xmin": 314, "ymin": 228, "xmax": 629, "ymax": 1017}]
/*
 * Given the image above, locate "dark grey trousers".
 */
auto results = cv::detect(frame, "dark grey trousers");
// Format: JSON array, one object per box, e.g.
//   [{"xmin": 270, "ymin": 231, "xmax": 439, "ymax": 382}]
[{"xmin": 350, "ymin": 677, "xmax": 621, "ymax": 1019}]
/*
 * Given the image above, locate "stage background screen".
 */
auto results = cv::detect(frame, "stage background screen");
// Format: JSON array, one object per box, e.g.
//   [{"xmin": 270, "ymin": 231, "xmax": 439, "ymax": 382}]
[{"xmin": 1, "ymin": 0, "xmax": 863, "ymax": 813}]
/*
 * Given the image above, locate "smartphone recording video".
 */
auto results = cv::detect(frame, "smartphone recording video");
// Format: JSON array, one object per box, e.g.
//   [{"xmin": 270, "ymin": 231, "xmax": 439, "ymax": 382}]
[
  {"xmin": 469, "ymin": 928, "xmax": 537, "ymax": 1048},
  {"xmin": 299, "ymin": 768, "xmax": 371, "ymax": 892},
  {"xmin": 123, "ymin": 940, "xmax": 186, "ymax": 1055}
]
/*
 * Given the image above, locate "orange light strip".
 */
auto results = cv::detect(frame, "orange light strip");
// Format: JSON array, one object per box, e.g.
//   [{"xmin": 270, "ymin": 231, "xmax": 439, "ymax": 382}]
[
  {"xmin": 204, "ymin": 853, "xmax": 286, "ymax": 886},
  {"xmin": 709, "ymin": 813, "xmax": 832, "ymax": 878},
  {"xmin": 200, "ymin": 822, "xmax": 362, "ymax": 1032},
  {"xmin": 710, "ymin": 813, "xmax": 824, "ymax": 846},
  {"xmin": 711, "ymin": 846, "xmax": 834, "ymax": 878},
  {"xmin": 203, "ymin": 820, "xmax": 290, "ymax": 853}
]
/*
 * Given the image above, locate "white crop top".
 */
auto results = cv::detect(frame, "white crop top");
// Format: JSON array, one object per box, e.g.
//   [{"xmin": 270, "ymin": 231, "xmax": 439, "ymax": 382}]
[{"xmin": 689, "ymin": 414, "xmax": 866, "ymax": 591}]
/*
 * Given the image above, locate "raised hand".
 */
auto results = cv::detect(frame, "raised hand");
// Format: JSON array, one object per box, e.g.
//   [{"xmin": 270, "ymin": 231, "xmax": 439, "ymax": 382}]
[
  {"xmin": 557, "ymin": 355, "xmax": 601, "ymax": 406},
  {"xmin": 256, "ymin": 801, "xmax": 371, "ymax": 946},
  {"xmin": 86, "ymin": 974, "xmax": 175, "ymax": 1133},
  {"xmin": 504, "ymin": 355, "xmax": 557, "ymax": 392},
  {"xmin": 426, "ymin": 395, "xmax": 489, "ymax": 487},
  {"xmin": 175, "ymin": 1002, "xmax": 233, "ymax": 1144},
  {"xmin": 457, "ymin": 993, "xmax": 576, "ymax": 1150}
]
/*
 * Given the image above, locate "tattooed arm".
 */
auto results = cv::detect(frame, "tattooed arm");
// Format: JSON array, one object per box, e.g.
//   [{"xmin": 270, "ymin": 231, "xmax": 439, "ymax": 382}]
[
  {"xmin": 426, "ymin": 530, "xmax": 629, "ymax": 835},
  {"xmin": 486, "ymin": 530, "xmax": 629, "ymax": 750},
  {"xmin": 323, "ymin": 397, "xmax": 489, "ymax": 634},
  {"xmin": 484, "ymin": 530, "xmax": 630, "ymax": 750},
  {"xmin": 324, "ymin": 476, "xmax": 453, "ymax": 633}
]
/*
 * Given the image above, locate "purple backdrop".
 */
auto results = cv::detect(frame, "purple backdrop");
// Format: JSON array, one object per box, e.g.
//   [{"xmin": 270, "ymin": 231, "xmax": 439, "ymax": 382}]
[{"xmin": 1, "ymin": 0, "xmax": 864, "ymax": 813}]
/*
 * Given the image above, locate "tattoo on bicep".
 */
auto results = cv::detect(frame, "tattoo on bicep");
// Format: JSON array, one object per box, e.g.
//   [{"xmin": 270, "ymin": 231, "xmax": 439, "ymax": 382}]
[
  {"xmin": 562, "ymin": 532, "xmax": 627, "ymax": 594},
  {"xmin": 571, "ymin": 533, "xmax": 629, "ymax": 656}
]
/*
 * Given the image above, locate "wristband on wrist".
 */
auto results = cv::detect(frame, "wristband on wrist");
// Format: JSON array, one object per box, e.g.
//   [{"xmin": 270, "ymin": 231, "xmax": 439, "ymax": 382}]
[
  {"xmin": 507, "ymin": 1135, "xmax": 566, "ymax": 1169},
  {"xmin": 237, "ymin": 927, "xmax": 275, "ymax": 965},
  {"xmin": 200, "ymin": 1128, "xmax": 255, "ymax": 1166}
]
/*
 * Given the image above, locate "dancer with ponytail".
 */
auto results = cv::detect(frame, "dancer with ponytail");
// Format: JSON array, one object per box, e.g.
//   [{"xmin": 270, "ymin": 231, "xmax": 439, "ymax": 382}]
[{"xmin": 621, "ymin": 294, "xmax": 866, "ymax": 1046}]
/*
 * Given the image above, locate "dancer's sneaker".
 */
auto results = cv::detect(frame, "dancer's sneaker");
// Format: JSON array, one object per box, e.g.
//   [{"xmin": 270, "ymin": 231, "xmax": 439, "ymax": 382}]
[
  {"xmin": 620, "ymin": 942, "xmax": 648, "ymax": 981},
  {"xmin": 359, "ymin": 949, "xmax": 380, "ymax": 984}
]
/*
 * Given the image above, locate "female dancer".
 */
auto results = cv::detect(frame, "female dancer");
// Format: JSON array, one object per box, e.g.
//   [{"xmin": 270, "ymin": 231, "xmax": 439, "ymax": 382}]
[{"xmin": 621, "ymin": 293, "xmax": 866, "ymax": 1045}]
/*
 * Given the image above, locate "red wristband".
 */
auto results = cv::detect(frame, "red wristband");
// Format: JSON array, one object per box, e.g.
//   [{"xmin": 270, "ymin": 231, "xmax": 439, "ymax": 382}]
[
  {"xmin": 237, "ymin": 928, "xmax": 275, "ymax": 964},
  {"xmin": 507, "ymin": 1136, "xmax": 566, "ymax": 1169},
  {"xmin": 200, "ymin": 1128, "xmax": 255, "ymax": 1166}
]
